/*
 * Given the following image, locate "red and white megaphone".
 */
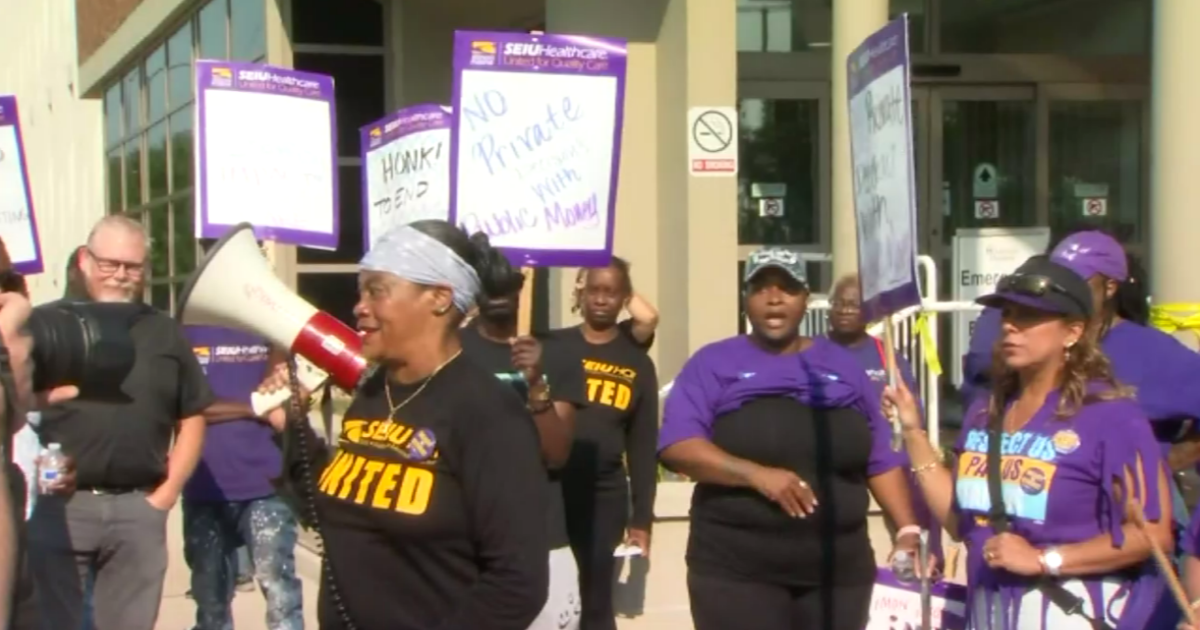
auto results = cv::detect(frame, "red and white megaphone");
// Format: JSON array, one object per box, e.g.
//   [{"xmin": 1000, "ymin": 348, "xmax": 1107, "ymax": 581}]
[{"xmin": 176, "ymin": 222, "xmax": 368, "ymax": 414}]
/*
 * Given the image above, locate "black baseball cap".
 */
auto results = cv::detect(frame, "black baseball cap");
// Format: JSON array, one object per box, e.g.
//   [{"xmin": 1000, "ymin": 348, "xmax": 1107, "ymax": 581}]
[{"xmin": 976, "ymin": 256, "xmax": 1093, "ymax": 318}]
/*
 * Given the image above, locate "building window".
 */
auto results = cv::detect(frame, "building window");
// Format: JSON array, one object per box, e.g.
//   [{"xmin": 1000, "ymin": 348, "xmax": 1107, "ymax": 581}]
[
  {"xmin": 101, "ymin": 0, "xmax": 266, "ymax": 313},
  {"xmin": 291, "ymin": 0, "xmax": 386, "ymax": 324},
  {"xmin": 736, "ymin": 0, "xmax": 927, "ymax": 53}
]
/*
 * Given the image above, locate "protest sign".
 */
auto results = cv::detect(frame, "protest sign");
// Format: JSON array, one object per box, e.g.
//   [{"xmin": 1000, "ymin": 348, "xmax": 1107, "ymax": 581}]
[
  {"xmin": 847, "ymin": 16, "xmax": 921, "ymax": 322},
  {"xmin": 449, "ymin": 31, "xmax": 627, "ymax": 267},
  {"xmin": 195, "ymin": 60, "xmax": 338, "ymax": 249},
  {"xmin": 360, "ymin": 104, "xmax": 452, "ymax": 249},
  {"xmin": 867, "ymin": 569, "xmax": 968, "ymax": 630},
  {"xmin": 0, "ymin": 96, "xmax": 44, "ymax": 274}
]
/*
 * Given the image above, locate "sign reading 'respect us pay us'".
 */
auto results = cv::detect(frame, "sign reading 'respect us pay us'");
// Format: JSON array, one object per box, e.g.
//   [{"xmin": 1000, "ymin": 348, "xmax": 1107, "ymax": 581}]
[{"xmin": 448, "ymin": 31, "xmax": 628, "ymax": 268}]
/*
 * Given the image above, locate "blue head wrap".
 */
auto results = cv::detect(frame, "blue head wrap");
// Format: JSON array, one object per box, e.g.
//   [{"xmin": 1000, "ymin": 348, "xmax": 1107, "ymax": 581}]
[{"xmin": 359, "ymin": 225, "xmax": 481, "ymax": 313}]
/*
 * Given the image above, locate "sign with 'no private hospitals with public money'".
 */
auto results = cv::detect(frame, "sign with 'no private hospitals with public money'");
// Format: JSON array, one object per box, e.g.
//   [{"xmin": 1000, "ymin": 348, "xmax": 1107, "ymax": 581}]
[{"xmin": 448, "ymin": 31, "xmax": 627, "ymax": 267}]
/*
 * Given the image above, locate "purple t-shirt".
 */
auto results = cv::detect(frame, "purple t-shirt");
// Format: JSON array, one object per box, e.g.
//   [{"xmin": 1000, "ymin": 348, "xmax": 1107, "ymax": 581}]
[
  {"xmin": 953, "ymin": 392, "xmax": 1164, "ymax": 628},
  {"xmin": 183, "ymin": 326, "xmax": 281, "ymax": 503},
  {"xmin": 834, "ymin": 335, "xmax": 941, "ymax": 558},
  {"xmin": 658, "ymin": 335, "xmax": 904, "ymax": 476}
]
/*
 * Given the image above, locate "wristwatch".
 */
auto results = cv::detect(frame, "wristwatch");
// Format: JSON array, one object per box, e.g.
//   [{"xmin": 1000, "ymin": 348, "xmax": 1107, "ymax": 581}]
[
  {"xmin": 527, "ymin": 383, "xmax": 553, "ymax": 413},
  {"xmin": 1039, "ymin": 547, "xmax": 1064, "ymax": 576}
]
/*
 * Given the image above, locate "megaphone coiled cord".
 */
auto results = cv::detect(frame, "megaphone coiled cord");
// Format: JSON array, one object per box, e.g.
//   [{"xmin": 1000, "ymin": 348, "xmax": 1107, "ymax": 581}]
[{"xmin": 286, "ymin": 356, "xmax": 359, "ymax": 630}]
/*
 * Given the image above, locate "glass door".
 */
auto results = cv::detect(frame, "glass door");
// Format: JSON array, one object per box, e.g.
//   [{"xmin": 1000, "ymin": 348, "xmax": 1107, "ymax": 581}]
[
  {"xmin": 916, "ymin": 86, "xmax": 1039, "ymax": 296},
  {"xmin": 1038, "ymin": 83, "xmax": 1149, "ymax": 255}
]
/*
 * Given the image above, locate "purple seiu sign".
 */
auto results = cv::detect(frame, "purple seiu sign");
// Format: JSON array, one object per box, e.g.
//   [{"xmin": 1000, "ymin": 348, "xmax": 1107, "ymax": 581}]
[
  {"xmin": 0, "ymin": 95, "xmax": 45, "ymax": 274},
  {"xmin": 448, "ymin": 31, "xmax": 627, "ymax": 268},
  {"xmin": 195, "ymin": 60, "xmax": 339, "ymax": 249},
  {"xmin": 847, "ymin": 15, "xmax": 922, "ymax": 322},
  {"xmin": 360, "ymin": 104, "xmax": 453, "ymax": 250}
]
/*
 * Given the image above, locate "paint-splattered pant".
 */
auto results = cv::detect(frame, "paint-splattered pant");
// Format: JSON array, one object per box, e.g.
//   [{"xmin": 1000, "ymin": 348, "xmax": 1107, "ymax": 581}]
[{"xmin": 182, "ymin": 495, "xmax": 304, "ymax": 630}]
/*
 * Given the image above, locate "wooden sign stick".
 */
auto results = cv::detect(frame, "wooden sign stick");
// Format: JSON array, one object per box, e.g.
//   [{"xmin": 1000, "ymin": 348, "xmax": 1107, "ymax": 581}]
[
  {"xmin": 1129, "ymin": 499, "xmax": 1196, "ymax": 625},
  {"xmin": 517, "ymin": 266, "xmax": 536, "ymax": 336},
  {"xmin": 881, "ymin": 315, "xmax": 904, "ymax": 450}
]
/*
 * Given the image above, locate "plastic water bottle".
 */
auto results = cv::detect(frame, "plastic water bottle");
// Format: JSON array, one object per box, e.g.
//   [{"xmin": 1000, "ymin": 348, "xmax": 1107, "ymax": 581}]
[
  {"xmin": 38, "ymin": 443, "xmax": 65, "ymax": 495},
  {"xmin": 892, "ymin": 549, "xmax": 917, "ymax": 583}
]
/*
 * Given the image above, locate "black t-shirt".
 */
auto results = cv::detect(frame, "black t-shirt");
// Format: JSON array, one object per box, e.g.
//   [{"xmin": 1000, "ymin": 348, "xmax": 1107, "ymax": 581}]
[
  {"xmin": 316, "ymin": 356, "xmax": 549, "ymax": 630},
  {"xmin": 550, "ymin": 325, "xmax": 659, "ymax": 529},
  {"xmin": 459, "ymin": 326, "xmax": 585, "ymax": 549},
  {"xmin": 687, "ymin": 398, "xmax": 878, "ymax": 587},
  {"xmin": 38, "ymin": 309, "xmax": 215, "ymax": 488}
]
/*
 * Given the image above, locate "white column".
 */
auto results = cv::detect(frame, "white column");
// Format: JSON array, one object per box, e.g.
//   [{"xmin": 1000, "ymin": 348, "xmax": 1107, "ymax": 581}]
[
  {"xmin": 1149, "ymin": 0, "xmax": 1200, "ymax": 347},
  {"xmin": 830, "ymin": 0, "xmax": 888, "ymax": 282}
]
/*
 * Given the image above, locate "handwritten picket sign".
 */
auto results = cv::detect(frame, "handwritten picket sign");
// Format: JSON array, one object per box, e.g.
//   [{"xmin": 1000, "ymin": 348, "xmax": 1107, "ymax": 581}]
[
  {"xmin": 847, "ymin": 16, "xmax": 921, "ymax": 322},
  {"xmin": 195, "ymin": 60, "xmax": 339, "ymax": 249},
  {"xmin": 867, "ymin": 569, "xmax": 968, "ymax": 630},
  {"xmin": 0, "ymin": 96, "xmax": 44, "ymax": 274},
  {"xmin": 449, "ymin": 31, "xmax": 627, "ymax": 267},
  {"xmin": 360, "ymin": 104, "xmax": 452, "ymax": 249}
]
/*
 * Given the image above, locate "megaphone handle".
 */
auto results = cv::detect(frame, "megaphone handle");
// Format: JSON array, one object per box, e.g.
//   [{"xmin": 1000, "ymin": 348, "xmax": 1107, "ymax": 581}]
[{"xmin": 252, "ymin": 360, "xmax": 329, "ymax": 416}]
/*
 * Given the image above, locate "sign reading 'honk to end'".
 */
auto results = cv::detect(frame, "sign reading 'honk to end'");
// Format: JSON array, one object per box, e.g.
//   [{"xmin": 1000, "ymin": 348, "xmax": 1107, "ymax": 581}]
[{"xmin": 448, "ymin": 31, "xmax": 628, "ymax": 268}]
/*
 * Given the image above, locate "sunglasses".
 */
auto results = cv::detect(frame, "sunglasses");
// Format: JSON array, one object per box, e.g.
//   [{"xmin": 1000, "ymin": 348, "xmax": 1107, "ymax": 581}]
[{"xmin": 997, "ymin": 273, "xmax": 1088, "ymax": 313}]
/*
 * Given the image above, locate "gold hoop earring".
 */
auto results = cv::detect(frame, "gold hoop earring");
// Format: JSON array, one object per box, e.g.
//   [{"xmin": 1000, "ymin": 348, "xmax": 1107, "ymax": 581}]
[{"xmin": 435, "ymin": 306, "xmax": 451, "ymax": 316}]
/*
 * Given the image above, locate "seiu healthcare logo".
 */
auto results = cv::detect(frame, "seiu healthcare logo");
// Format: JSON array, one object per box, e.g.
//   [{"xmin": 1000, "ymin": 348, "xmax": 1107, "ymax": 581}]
[
  {"xmin": 470, "ymin": 41, "xmax": 497, "ymax": 66},
  {"xmin": 501, "ymin": 42, "xmax": 609, "ymax": 61},
  {"xmin": 210, "ymin": 67, "xmax": 233, "ymax": 88},
  {"xmin": 194, "ymin": 344, "xmax": 270, "ymax": 364}
]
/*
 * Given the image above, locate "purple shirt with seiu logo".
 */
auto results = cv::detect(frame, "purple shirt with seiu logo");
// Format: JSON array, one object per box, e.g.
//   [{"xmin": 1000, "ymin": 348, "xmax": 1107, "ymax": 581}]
[
  {"xmin": 953, "ymin": 392, "xmax": 1165, "ymax": 629},
  {"xmin": 657, "ymin": 335, "xmax": 903, "ymax": 476},
  {"xmin": 183, "ymin": 326, "xmax": 281, "ymax": 503}
]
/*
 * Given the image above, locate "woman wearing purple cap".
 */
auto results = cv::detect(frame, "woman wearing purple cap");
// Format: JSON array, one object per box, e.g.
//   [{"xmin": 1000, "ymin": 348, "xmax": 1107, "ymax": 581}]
[
  {"xmin": 657, "ymin": 246, "xmax": 923, "ymax": 630},
  {"xmin": 963, "ymin": 231, "xmax": 1200, "ymax": 526},
  {"xmin": 889, "ymin": 255, "xmax": 1172, "ymax": 630}
]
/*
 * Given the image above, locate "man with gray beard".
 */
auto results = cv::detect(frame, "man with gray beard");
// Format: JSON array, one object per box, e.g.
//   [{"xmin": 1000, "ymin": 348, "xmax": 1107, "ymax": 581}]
[{"xmin": 28, "ymin": 216, "xmax": 212, "ymax": 630}]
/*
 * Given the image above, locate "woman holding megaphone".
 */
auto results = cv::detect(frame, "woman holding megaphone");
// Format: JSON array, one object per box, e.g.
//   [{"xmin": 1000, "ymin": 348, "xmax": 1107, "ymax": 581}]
[{"xmin": 283, "ymin": 220, "xmax": 552, "ymax": 630}]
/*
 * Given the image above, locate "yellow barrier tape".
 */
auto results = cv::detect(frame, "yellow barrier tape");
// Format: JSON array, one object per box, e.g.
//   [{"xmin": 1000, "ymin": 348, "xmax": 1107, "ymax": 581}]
[
  {"xmin": 1150, "ymin": 303, "xmax": 1200, "ymax": 339},
  {"xmin": 914, "ymin": 312, "xmax": 943, "ymax": 377}
]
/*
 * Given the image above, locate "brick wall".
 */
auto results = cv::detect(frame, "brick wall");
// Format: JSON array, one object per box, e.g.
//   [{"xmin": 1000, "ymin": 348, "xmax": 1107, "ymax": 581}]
[{"xmin": 76, "ymin": 0, "xmax": 148, "ymax": 63}]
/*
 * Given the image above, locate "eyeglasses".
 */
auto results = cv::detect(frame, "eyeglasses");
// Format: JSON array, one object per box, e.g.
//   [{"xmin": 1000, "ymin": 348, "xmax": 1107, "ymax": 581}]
[
  {"xmin": 87, "ymin": 248, "xmax": 145, "ymax": 277},
  {"xmin": 830, "ymin": 300, "xmax": 862, "ymax": 313}
]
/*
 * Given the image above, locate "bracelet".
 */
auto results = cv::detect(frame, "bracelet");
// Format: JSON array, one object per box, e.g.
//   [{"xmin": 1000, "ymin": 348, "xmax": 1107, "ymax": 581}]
[
  {"xmin": 895, "ymin": 525, "xmax": 922, "ymax": 539},
  {"xmin": 910, "ymin": 460, "xmax": 940, "ymax": 475},
  {"xmin": 527, "ymin": 400, "xmax": 553, "ymax": 414}
]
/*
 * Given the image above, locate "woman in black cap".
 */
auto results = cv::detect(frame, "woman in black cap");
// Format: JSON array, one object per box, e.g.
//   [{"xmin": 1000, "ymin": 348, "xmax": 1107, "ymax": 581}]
[{"xmin": 888, "ymin": 255, "xmax": 1171, "ymax": 629}]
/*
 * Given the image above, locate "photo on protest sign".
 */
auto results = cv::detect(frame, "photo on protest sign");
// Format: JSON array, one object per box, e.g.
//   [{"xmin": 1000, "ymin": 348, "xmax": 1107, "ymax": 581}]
[
  {"xmin": 195, "ymin": 60, "xmax": 339, "ymax": 249},
  {"xmin": 448, "ymin": 31, "xmax": 627, "ymax": 267},
  {"xmin": 847, "ymin": 15, "xmax": 921, "ymax": 322},
  {"xmin": 360, "ymin": 104, "xmax": 452, "ymax": 250},
  {"xmin": 0, "ymin": 95, "xmax": 44, "ymax": 274}
]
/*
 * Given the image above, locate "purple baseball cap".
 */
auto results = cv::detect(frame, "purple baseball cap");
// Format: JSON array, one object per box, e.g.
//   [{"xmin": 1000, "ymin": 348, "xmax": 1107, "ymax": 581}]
[{"xmin": 1049, "ymin": 231, "xmax": 1128, "ymax": 281}]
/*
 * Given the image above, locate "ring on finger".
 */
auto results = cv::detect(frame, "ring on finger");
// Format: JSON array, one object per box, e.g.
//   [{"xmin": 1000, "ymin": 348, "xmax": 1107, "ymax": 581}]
[{"xmin": 797, "ymin": 480, "xmax": 809, "ymax": 489}]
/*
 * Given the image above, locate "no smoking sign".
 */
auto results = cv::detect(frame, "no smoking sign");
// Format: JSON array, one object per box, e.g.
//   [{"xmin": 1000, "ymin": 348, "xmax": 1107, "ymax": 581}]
[
  {"xmin": 1082, "ymin": 197, "xmax": 1107, "ymax": 217},
  {"xmin": 687, "ymin": 106, "xmax": 739, "ymax": 177}
]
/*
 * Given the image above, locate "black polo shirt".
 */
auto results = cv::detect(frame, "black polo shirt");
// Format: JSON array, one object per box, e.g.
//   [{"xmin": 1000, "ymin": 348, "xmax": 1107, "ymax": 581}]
[{"xmin": 37, "ymin": 307, "xmax": 215, "ymax": 489}]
